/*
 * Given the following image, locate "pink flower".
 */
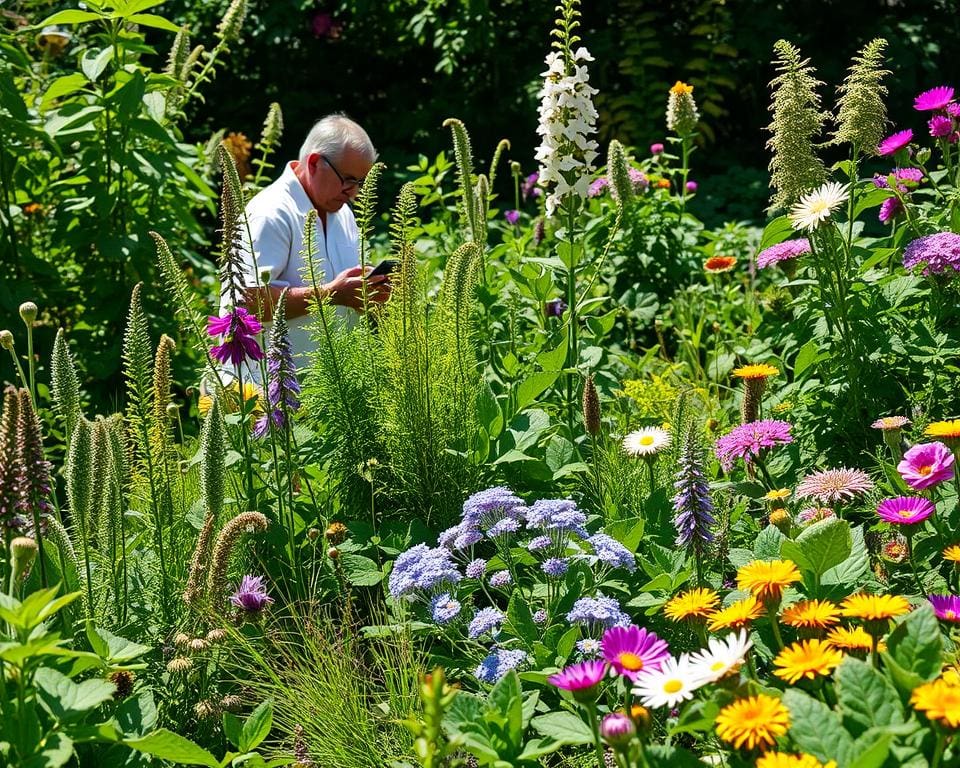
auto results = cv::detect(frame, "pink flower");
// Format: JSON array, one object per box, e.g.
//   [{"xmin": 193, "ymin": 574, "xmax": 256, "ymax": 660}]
[
  {"xmin": 207, "ymin": 307, "xmax": 264, "ymax": 366},
  {"xmin": 650, "ymin": 143, "xmax": 664, "ymax": 155},
  {"xmin": 897, "ymin": 442, "xmax": 955, "ymax": 490},
  {"xmin": 795, "ymin": 467, "xmax": 874, "ymax": 504},
  {"xmin": 929, "ymin": 594, "xmax": 960, "ymax": 623},
  {"xmin": 714, "ymin": 420, "xmax": 793, "ymax": 472},
  {"xmin": 685, "ymin": 180, "xmax": 698, "ymax": 193},
  {"xmin": 877, "ymin": 129, "xmax": 913, "ymax": 157},
  {"xmin": 914, "ymin": 86, "xmax": 955, "ymax": 112},
  {"xmin": 948, "ymin": 103, "xmax": 960, "ymax": 119},
  {"xmin": 601, "ymin": 625, "xmax": 670, "ymax": 680},
  {"xmin": 879, "ymin": 197, "xmax": 903, "ymax": 224},
  {"xmin": 930, "ymin": 115, "xmax": 954, "ymax": 138},
  {"xmin": 547, "ymin": 660, "xmax": 608, "ymax": 702},
  {"xmin": 876, "ymin": 496, "xmax": 935, "ymax": 525},
  {"xmin": 756, "ymin": 238, "xmax": 811, "ymax": 269}
]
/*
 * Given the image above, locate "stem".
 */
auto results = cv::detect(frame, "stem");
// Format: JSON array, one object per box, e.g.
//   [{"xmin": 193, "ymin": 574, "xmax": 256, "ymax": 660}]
[
  {"xmin": 585, "ymin": 700, "xmax": 606, "ymax": 768},
  {"xmin": 906, "ymin": 533, "xmax": 927, "ymax": 597},
  {"xmin": 565, "ymin": 201, "xmax": 579, "ymax": 435},
  {"xmin": 931, "ymin": 731, "xmax": 945, "ymax": 768}
]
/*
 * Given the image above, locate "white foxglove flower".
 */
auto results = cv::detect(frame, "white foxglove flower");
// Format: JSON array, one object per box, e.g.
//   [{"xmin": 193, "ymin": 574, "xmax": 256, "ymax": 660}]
[
  {"xmin": 535, "ymin": 47, "xmax": 599, "ymax": 217},
  {"xmin": 789, "ymin": 181, "xmax": 850, "ymax": 231}
]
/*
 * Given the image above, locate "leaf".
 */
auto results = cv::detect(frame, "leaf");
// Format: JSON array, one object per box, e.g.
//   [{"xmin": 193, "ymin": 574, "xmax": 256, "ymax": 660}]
[
  {"xmin": 37, "ymin": 10, "xmax": 103, "ymax": 25},
  {"xmin": 847, "ymin": 731, "xmax": 893, "ymax": 768},
  {"xmin": 42, "ymin": 74, "xmax": 89, "ymax": 109},
  {"xmin": 126, "ymin": 13, "xmax": 182, "ymax": 31},
  {"xmin": 784, "ymin": 518, "xmax": 852, "ymax": 576},
  {"xmin": 240, "ymin": 699, "xmax": 273, "ymax": 752},
  {"xmin": 21, "ymin": 732, "xmax": 74, "ymax": 768},
  {"xmin": 783, "ymin": 689, "xmax": 854, "ymax": 765},
  {"xmin": 34, "ymin": 667, "xmax": 116, "ymax": 722},
  {"xmin": 885, "ymin": 603, "xmax": 942, "ymax": 682},
  {"xmin": 644, "ymin": 744, "xmax": 706, "ymax": 767},
  {"xmin": 80, "ymin": 47, "xmax": 114, "ymax": 83},
  {"xmin": 758, "ymin": 215, "xmax": 793, "ymax": 250},
  {"xmin": 87, "ymin": 623, "xmax": 150, "ymax": 663},
  {"xmin": 124, "ymin": 729, "xmax": 220, "ymax": 767},
  {"xmin": 753, "ymin": 525, "xmax": 785, "ymax": 559},
  {"xmin": 339, "ymin": 554, "xmax": 384, "ymax": 587},
  {"xmin": 836, "ymin": 656, "xmax": 904, "ymax": 737},
  {"xmin": 115, "ymin": 691, "xmax": 158, "ymax": 737},
  {"xmin": 223, "ymin": 712, "xmax": 243, "ymax": 750},
  {"xmin": 793, "ymin": 338, "xmax": 821, "ymax": 376},
  {"xmin": 822, "ymin": 526, "xmax": 869, "ymax": 587},
  {"xmin": 488, "ymin": 670, "xmax": 523, "ymax": 746},
  {"xmin": 530, "ymin": 711, "xmax": 592, "ymax": 745},
  {"xmin": 515, "ymin": 371, "xmax": 561, "ymax": 413},
  {"xmin": 506, "ymin": 593, "xmax": 537, "ymax": 647}
]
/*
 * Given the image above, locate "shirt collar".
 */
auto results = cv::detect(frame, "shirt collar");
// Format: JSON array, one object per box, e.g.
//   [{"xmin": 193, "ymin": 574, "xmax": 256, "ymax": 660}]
[{"xmin": 282, "ymin": 162, "xmax": 316, "ymax": 216}]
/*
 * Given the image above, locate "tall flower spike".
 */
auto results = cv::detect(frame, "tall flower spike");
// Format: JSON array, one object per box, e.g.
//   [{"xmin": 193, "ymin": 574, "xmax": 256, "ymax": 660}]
[
  {"xmin": 15, "ymin": 388, "xmax": 53, "ymax": 580},
  {"xmin": 51, "ymin": 329, "xmax": 81, "ymax": 443},
  {"xmin": 183, "ymin": 514, "xmax": 216, "ymax": 609},
  {"xmin": 164, "ymin": 26, "xmax": 191, "ymax": 80},
  {"xmin": 443, "ymin": 118, "xmax": 479, "ymax": 242},
  {"xmin": 217, "ymin": 144, "xmax": 250, "ymax": 305},
  {"xmin": 215, "ymin": 0, "xmax": 246, "ymax": 44},
  {"xmin": 200, "ymin": 397, "xmax": 227, "ymax": 521},
  {"xmin": 260, "ymin": 102, "xmax": 283, "ymax": 149},
  {"xmin": 766, "ymin": 40, "xmax": 828, "ymax": 212},
  {"xmin": 254, "ymin": 290, "xmax": 301, "ymax": 438},
  {"xmin": 582, "ymin": 374, "xmax": 601, "ymax": 436},
  {"xmin": 206, "ymin": 511, "xmax": 269, "ymax": 611},
  {"xmin": 672, "ymin": 424, "xmax": 716, "ymax": 552},
  {"xmin": 607, "ymin": 140, "xmax": 634, "ymax": 205},
  {"xmin": 0, "ymin": 386, "xmax": 21, "ymax": 528},
  {"xmin": 833, "ymin": 38, "xmax": 890, "ymax": 153},
  {"xmin": 666, "ymin": 81, "xmax": 700, "ymax": 136}
]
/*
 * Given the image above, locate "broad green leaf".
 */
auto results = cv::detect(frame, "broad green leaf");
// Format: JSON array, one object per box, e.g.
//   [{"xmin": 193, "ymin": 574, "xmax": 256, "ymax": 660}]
[
  {"xmin": 339, "ymin": 554, "xmax": 383, "ymax": 587},
  {"xmin": 37, "ymin": 10, "xmax": 103, "ymax": 25},
  {"xmin": 757, "ymin": 215, "xmax": 793, "ymax": 250},
  {"xmin": 644, "ymin": 744, "xmax": 706, "ymax": 767},
  {"xmin": 753, "ymin": 525, "xmax": 785, "ymax": 560},
  {"xmin": 847, "ymin": 731, "xmax": 893, "ymax": 768},
  {"xmin": 115, "ymin": 691, "xmax": 158, "ymax": 737},
  {"xmin": 125, "ymin": 729, "xmax": 220, "ymax": 767},
  {"xmin": 21, "ymin": 732, "xmax": 74, "ymax": 768},
  {"xmin": 41, "ymin": 74, "xmax": 89, "ymax": 109},
  {"xmin": 783, "ymin": 689, "xmax": 854, "ymax": 765},
  {"xmin": 223, "ymin": 712, "xmax": 243, "ymax": 750},
  {"xmin": 81, "ymin": 47, "xmax": 113, "ymax": 83},
  {"xmin": 793, "ymin": 338, "xmax": 821, "ymax": 376},
  {"xmin": 506, "ymin": 593, "xmax": 537, "ymax": 648},
  {"xmin": 530, "ymin": 711, "xmax": 592, "ymax": 745},
  {"xmin": 517, "ymin": 736, "xmax": 564, "ymax": 761},
  {"xmin": 787, "ymin": 518, "xmax": 852, "ymax": 576},
  {"xmin": 87, "ymin": 623, "xmax": 150, "ymax": 663},
  {"xmin": 488, "ymin": 670, "xmax": 523, "ymax": 745},
  {"xmin": 822, "ymin": 525, "xmax": 869, "ymax": 587},
  {"xmin": 836, "ymin": 657, "xmax": 904, "ymax": 736},
  {"xmin": 536, "ymin": 330, "xmax": 567, "ymax": 371},
  {"xmin": 515, "ymin": 371, "xmax": 561, "ymax": 413},
  {"xmin": 239, "ymin": 699, "xmax": 273, "ymax": 752},
  {"xmin": 126, "ymin": 13, "xmax": 182, "ymax": 31},
  {"xmin": 544, "ymin": 434, "xmax": 576, "ymax": 472},
  {"xmin": 885, "ymin": 603, "xmax": 942, "ymax": 682},
  {"xmin": 34, "ymin": 667, "xmax": 116, "ymax": 722}
]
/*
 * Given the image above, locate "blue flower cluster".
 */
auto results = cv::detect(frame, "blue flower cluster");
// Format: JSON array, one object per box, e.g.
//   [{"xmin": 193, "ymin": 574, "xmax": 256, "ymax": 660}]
[
  {"xmin": 587, "ymin": 533, "xmax": 636, "ymax": 572},
  {"xmin": 468, "ymin": 607, "xmax": 505, "ymax": 639},
  {"xmin": 475, "ymin": 648, "xmax": 528, "ymax": 683},
  {"xmin": 525, "ymin": 499, "xmax": 589, "ymax": 537},
  {"xmin": 439, "ymin": 487, "xmax": 527, "ymax": 550},
  {"xmin": 566, "ymin": 594, "xmax": 631, "ymax": 628},
  {"xmin": 430, "ymin": 592, "xmax": 462, "ymax": 624},
  {"xmin": 387, "ymin": 544, "xmax": 462, "ymax": 600}
]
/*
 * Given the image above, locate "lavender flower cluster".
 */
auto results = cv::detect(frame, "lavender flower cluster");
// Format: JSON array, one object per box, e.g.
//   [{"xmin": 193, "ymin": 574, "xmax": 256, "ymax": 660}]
[
  {"xmin": 903, "ymin": 232, "xmax": 960, "ymax": 276},
  {"xmin": 387, "ymin": 543, "xmax": 462, "ymax": 600}
]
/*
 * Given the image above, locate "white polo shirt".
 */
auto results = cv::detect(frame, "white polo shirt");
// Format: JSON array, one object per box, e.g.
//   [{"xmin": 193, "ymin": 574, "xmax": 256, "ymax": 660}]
[{"xmin": 223, "ymin": 162, "xmax": 360, "ymax": 374}]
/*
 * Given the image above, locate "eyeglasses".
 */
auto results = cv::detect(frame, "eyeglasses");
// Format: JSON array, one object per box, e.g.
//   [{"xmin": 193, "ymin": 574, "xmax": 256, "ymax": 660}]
[{"xmin": 322, "ymin": 156, "xmax": 364, "ymax": 192}]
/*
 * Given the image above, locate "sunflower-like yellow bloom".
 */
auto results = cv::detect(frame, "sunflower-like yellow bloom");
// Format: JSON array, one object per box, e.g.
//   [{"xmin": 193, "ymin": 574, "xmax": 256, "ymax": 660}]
[
  {"xmin": 708, "ymin": 596, "xmax": 764, "ymax": 632},
  {"xmin": 663, "ymin": 588, "xmax": 720, "ymax": 622},
  {"xmin": 756, "ymin": 754, "xmax": 837, "ymax": 768},
  {"xmin": 826, "ymin": 625, "xmax": 883, "ymax": 652},
  {"xmin": 944, "ymin": 544, "xmax": 960, "ymax": 563},
  {"xmin": 715, "ymin": 694, "xmax": 790, "ymax": 750},
  {"xmin": 765, "ymin": 488, "xmax": 792, "ymax": 501},
  {"xmin": 733, "ymin": 363, "xmax": 780, "ymax": 380},
  {"xmin": 737, "ymin": 560, "xmax": 802, "ymax": 602},
  {"xmin": 925, "ymin": 419, "xmax": 960, "ymax": 441},
  {"xmin": 780, "ymin": 599, "xmax": 840, "ymax": 629},
  {"xmin": 840, "ymin": 593, "xmax": 911, "ymax": 621},
  {"xmin": 911, "ymin": 678, "xmax": 960, "ymax": 728},
  {"xmin": 773, "ymin": 639, "xmax": 844, "ymax": 684}
]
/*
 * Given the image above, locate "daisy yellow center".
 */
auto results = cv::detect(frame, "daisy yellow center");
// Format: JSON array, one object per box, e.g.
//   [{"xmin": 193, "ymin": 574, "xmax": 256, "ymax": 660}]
[
  {"xmin": 640, "ymin": 436, "xmax": 655, "ymax": 446},
  {"xmin": 619, "ymin": 652, "xmax": 644, "ymax": 671},
  {"xmin": 899, "ymin": 509, "xmax": 916, "ymax": 518},
  {"xmin": 710, "ymin": 661, "xmax": 726, "ymax": 672},
  {"xmin": 663, "ymin": 679, "xmax": 683, "ymax": 694},
  {"xmin": 919, "ymin": 465, "xmax": 933, "ymax": 476},
  {"xmin": 809, "ymin": 200, "xmax": 830, "ymax": 214}
]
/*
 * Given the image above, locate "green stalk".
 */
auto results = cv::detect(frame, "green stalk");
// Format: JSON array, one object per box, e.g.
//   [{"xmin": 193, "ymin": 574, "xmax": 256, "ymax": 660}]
[{"xmin": 585, "ymin": 700, "xmax": 606, "ymax": 768}]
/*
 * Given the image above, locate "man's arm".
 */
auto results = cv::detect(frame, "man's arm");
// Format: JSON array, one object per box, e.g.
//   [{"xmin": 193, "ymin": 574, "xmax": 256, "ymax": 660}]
[{"xmin": 242, "ymin": 266, "xmax": 390, "ymax": 321}]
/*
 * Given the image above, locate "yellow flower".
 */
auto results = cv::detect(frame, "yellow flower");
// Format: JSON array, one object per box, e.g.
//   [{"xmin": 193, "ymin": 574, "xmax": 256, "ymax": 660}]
[
  {"xmin": 826, "ymin": 626, "xmax": 883, "ymax": 652},
  {"xmin": 942, "ymin": 666, "xmax": 960, "ymax": 687},
  {"xmin": 199, "ymin": 382, "xmax": 263, "ymax": 417},
  {"xmin": 781, "ymin": 599, "xmax": 841, "ymax": 629},
  {"xmin": 773, "ymin": 639, "xmax": 844, "ymax": 684},
  {"xmin": 670, "ymin": 80, "xmax": 694, "ymax": 95},
  {"xmin": 772, "ymin": 401, "xmax": 794, "ymax": 414},
  {"xmin": 733, "ymin": 363, "xmax": 780, "ymax": 380},
  {"xmin": 756, "ymin": 754, "xmax": 837, "ymax": 768},
  {"xmin": 764, "ymin": 488, "xmax": 792, "ymax": 501},
  {"xmin": 708, "ymin": 596, "xmax": 764, "ymax": 632},
  {"xmin": 664, "ymin": 588, "xmax": 720, "ymax": 622},
  {"xmin": 925, "ymin": 419, "xmax": 960, "ymax": 440},
  {"xmin": 944, "ymin": 544, "xmax": 960, "ymax": 563},
  {"xmin": 715, "ymin": 694, "xmax": 790, "ymax": 750},
  {"xmin": 911, "ymin": 678, "xmax": 960, "ymax": 728},
  {"xmin": 840, "ymin": 593, "xmax": 911, "ymax": 621},
  {"xmin": 737, "ymin": 560, "xmax": 802, "ymax": 602}
]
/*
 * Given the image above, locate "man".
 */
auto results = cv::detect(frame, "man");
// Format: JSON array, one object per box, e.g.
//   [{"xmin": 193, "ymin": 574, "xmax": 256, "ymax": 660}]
[{"xmin": 228, "ymin": 113, "xmax": 389, "ymax": 372}]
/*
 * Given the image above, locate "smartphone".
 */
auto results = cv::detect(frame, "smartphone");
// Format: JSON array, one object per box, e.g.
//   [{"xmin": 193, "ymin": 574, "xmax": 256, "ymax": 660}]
[{"xmin": 369, "ymin": 259, "xmax": 399, "ymax": 277}]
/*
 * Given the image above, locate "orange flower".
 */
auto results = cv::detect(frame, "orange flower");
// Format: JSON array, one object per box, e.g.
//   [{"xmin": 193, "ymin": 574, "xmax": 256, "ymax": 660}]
[
  {"xmin": 704, "ymin": 255, "xmax": 738, "ymax": 273},
  {"xmin": 911, "ymin": 678, "xmax": 960, "ymax": 728},
  {"xmin": 944, "ymin": 544, "xmax": 960, "ymax": 563},
  {"xmin": 737, "ymin": 560, "xmax": 801, "ymax": 602},
  {"xmin": 707, "ymin": 596, "xmax": 764, "ymax": 632},
  {"xmin": 925, "ymin": 420, "xmax": 960, "ymax": 441},
  {"xmin": 781, "ymin": 599, "xmax": 840, "ymax": 629}
]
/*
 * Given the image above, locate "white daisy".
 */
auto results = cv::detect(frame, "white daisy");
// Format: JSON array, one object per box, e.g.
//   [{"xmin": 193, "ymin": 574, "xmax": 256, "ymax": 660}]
[
  {"xmin": 632, "ymin": 654, "xmax": 711, "ymax": 709},
  {"xmin": 687, "ymin": 628, "xmax": 752, "ymax": 683},
  {"xmin": 622, "ymin": 426, "xmax": 672, "ymax": 457},
  {"xmin": 789, "ymin": 181, "xmax": 850, "ymax": 232}
]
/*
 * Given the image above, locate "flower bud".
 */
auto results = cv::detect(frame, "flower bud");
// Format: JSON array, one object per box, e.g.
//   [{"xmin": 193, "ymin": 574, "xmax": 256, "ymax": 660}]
[
  {"xmin": 206, "ymin": 628, "xmax": 228, "ymax": 644},
  {"xmin": 10, "ymin": 537, "xmax": 37, "ymax": 582},
  {"xmin": 629, "ymin": 704, "xmax": 652, "ymax": 734},
  {"xmin": 510, "ymin": 160, "xmax": 522, "ymax": 176},
  {"xmin": 327, "ymin": 546, "xmax": 340, "ymax": 560},
  {"xmin": 325, "ymin": 521, "xmax": 347, "ymax": 544},
  {"xmin": 307, "ymin": 527, "xmax": 320, "ymax": 541},
  {"xmin": 166, "ymin": 403, "xmax": 179, "ymax": 419},
  {"xmin": 19, "ymin": 301, "xmax": 38, "ymax": 325},
  {"xmin": 601, "ymin": 712, "xmax": 636, "ymax": 749},
  {"xmin": 769, "ymin": 508, "xmax": 792, "ymax": 534},
  {"xmin": 0, "ymin": 330, "xmax": 13, "ymax": 350}
]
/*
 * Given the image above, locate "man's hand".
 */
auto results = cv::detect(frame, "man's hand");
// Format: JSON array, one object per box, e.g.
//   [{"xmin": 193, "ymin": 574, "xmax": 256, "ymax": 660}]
[{"xmin": 324, "ymin": 264, "xmax": 391, "ymax": 312}]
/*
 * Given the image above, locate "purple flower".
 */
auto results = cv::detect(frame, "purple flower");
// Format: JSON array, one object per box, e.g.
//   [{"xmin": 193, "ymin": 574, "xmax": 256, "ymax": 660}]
[
  {"xmin": 879, "ymin": 197, "xmax": 904, "ymax": 224},
  {"xmin": 930, "ymin": 115, "xmax": 954, "ymax": 138},
  {"xmin": 714, "ymin": 420, "xmax": 793, "ymax": 472},
  {"xmin": 527, "ymin": 535, "xmax": 552, "ymax": 552},
  {"xmin": 877, "ymin": 129, "xmax": 913, "ymax": 157},
  {"xmin": 521, "ymin": 172, "xmax": 541, "ymax": 200},
  {"xmin": 929, "ymin": 594, "xmax": 960, "ymax": 623},
  {"xmin": 602, "ymin": 625, "xmax": 670, "ymax": 680},
  {"xmin": 877, "ymin": 496, "xmax": 935, "ymax": 525},
  {"xmin": 230, "ymin": 575, "xmax": 274, "ymax": 613},
  {"xmin": 650, "ymin": 143, "xmax": 665, "ymax": 155},
  {"xmin": 601, "ymin": 713, "xmax": 636, "ymax": 748},
  {"xmin": 897, "ymin": 442, "xmax": 955, "ymax": 490},
  {"xmin": 756, "ymin": 238, "xmax": 811, "ymax": 269},
  {"xmin": 487, "ymin": 517, "xmax": 520, "ymax": 538},
  {"xmin": 589, "ymin": 177, "xmax": 610, "ymax": 197},
  {"xmin": 253, "ymin": 292, "xmax": 300, "ymax": 438},
  {"xmin": 903, "ymin": 232, "xmax": 960, "ymax": 276},
  {"xmin": 914, "ymin": 86, "xmax": 955, "ymax": 112},
  {"xmin": 949, "ymin": 103, "xmax": 960, "ymax": 119},
  {"xmin": 465, "ymin": 558, "xmax": 487, "ymax": 579},
  {"xmin": 468, "ymin": 607, "xmax": 504, "ymax": 639},
  {"xmin": 504, "ymin": 209, "xmax": 520, "ymax": 225},
  {"xmin": 547, "ymin": 660, "xmax": 608, "ymax": 701},
  {"xmin": 577, "ymin": 638, "xmax": 602, "ymax": 657},
  {"xmin": 795, "ymin": 467, "xmax": 874, "ymax": 504},
  {"xmin": 489, "ymin": 570, "xmax": 512, "ymax": 588},
  {"xmin": 208, "ymin": 307, "xmax": 264, "ymax": 366},
  {"xmin": 430, "ymin": 592, "xmax": 462, "ymax": 624},
  {"xmin": 533, "ymin": 609, "xmax": 548, "ymax": 624},
  {"xmin": 685, "ymin": 180, "xmax": 698, "ymax": 193},
  {"xmin": 672, "ymin": 428, "xmax": 715, "ymax": 549},
  {"xmin": 388, "ymin": 544, "xmax": 462, "ymax": 600},
  {"xmin": 587, "ymin": 533, "xmax": 636, "ymax": 572},
  {"xmin": 542, "ymin": 557, "xmax": 569, "ymax": 577},
  {"xmin": 462, "ymin": 486, "xmax": 527, "ymax": 535},
  {"xmin": 544, "ymin": 298, "xmax": 567, "ymax": 317},
  {"xmin": 566, "ymin": 594, "xmax": 631, "ymax": 628},
  {"xmin": 475, "ymin": 648, "xmax": 527, "ymax": 683},
  {"xmin": 628, "ymin": 167, "xmax": 649, "ymax": 190},
  {"xmin": 526, "ymin": 498, "xmax": 587, "ymax": 537}
]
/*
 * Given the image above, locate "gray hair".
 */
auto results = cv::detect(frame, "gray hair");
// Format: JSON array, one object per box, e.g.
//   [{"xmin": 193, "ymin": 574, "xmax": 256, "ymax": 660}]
[{"xmin": 298, "ymin": 114, "xmax": 377, "ymax": 164}]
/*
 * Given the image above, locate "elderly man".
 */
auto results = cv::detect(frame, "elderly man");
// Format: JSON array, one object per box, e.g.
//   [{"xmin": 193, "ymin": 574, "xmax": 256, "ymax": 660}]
[{"xmin": 231, "ymin": 113, "xmax": 389, "ymax": 370}]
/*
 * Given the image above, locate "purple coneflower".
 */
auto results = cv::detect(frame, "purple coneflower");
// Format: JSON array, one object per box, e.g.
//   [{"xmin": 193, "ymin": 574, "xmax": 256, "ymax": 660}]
[
  {"xmin": 714, "ymin": 420, "xmax": 793, "ymax": 472},
  {"xmin": 877, "ymin": 129, "xmax": 913, "ymax": 156},
  {"xmin": 601, "ymin": 625, "xmax": 670, "ymax": 680},
  {"xmin": 547, "ymin": 660, "xmax": 608, "ymax": 701},
  {"xmin": 929, "ymin": 594, "xmax": 960, "ymax": 623},
  {"xmin": 795, "ymin": 467, "xmax": 874, "ymax": 504},
  {"xmin": 877, "ymin": 496, "xmax": 935, "ymax": 525},
  {"xmin": 897, "ymin": 442, "xmax": 955, "ymax": 490},
  {"xmin": 756, "ymin": 238, "xmax": 811, "ymax": 269},
  {"xmin": 208, "ymin": 307, "xmax": 264, "ymax": 366},
  {"xmin": 903, "ymin": 232, "xmax": 960, "ymax": 276},
  {"xmin": 914, "ymin": 86, "xmax": 955, "ymax": 112},
  {"xmin": 930, "ymin": 115, "xmax": 954, "ymax": 138},
  {"xmin": 230, "ymin": 575, "xmax": 274, "ymax": 613}
]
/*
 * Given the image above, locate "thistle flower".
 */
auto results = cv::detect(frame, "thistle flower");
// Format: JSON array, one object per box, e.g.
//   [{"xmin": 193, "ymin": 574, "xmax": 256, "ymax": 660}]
[
  {"xmin": 756, "ymin": 238, "xmax": 811, "ymax": 269},
  {"xmin": 207, "ymin": 307, "xmax": 264, "ymax": 366},
  {"xmin": 666, "ymin": 81, "xmax": 700, "ymax": 136},
  {"xmin": 832, "ymin": 38, "xmax": 889, "ymax": 152},
  {"xmin": 253, "ymin": 291, "xmax": 300, "ymax": 438},
  {"xmin": 795, "ymin": 467, "xmax": 874, "ymax": 504},
  {"xmin": 766, "ymin": 40, "xmax": 828, "ymax": 211},
  {"xmin": 229, "ymin": 574, "xmax": 274, "ymax": 614},
  {"xmin": 672, "ymin": 425, "xmax": 716, "ymax": 551},
  {"xmin": 535, "ymin": 41, "xmax": 599, "ymax": 216},
  {"xmin": 650, "ymin": 143, "xmax": 664, "ymax": 155},
  {"xmin": 914, "ymin": 85, "xmax": 955, "ymax": 111},
  {"xmin": 903, "ymin": 232, "xmax": 960, "ymax": 276},
  {"xmin": 714, "ymin": 420, "xmax": 793, "ymax": 472},
  {"xmin": 206, "ymin": 511, "xmax": 269, "ymax": 610}
]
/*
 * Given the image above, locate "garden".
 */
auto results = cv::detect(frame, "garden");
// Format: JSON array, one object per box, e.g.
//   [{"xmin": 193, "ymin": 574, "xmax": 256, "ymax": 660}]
[{"xmin": 3, "ymin": 0, "xmax": 960, "ymax": 766}]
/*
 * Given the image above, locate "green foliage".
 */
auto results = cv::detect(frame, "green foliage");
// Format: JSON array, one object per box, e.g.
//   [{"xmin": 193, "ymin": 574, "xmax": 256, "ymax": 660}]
[{"xmin": 50, "ymin": 329, "xmax": 81, "ymax": 444}]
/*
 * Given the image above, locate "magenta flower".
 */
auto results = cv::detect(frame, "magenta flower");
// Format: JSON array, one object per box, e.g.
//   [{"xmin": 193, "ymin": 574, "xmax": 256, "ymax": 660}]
[
  {"xmin": 230, "ymin": 575, "xmax": 274, "ymax": 613},
  {"xmin": 879, "ymin": 197, "xmax": 903, "ymax": 224},
  {"xmin": 756, "ymin": 238, "xmax": 811, "ymax": 269},
  {"xmin": 628, "ymin": 167, "xmax": 649, "ymax": 190},
  {"xmin": 521, "ymin": 172, "xmax": 541, "ymax": 200},
  {"xmin": 601, "ymin": 625, "xmax": 670, "ymax": 680},
  {"xmin": 589, "ymin": 177, "xmax": 610, "ymax": 198},
  {"xmin": 650, "ymin": 143, "xmax": 664, "ymax": 155},
  {"xmin": 600, "ymin": 713, "xmax": 636, "ymax": 748},
  {"xmin": 949, "ymin": 103, "xmax": 960, "ymax": 119},
  {"xmin": 930, "ymin": 115, "xmax": 954, "ymax": 138},
  {"xmin": 547, "ymin": 660, "xmax": 608, "ymax": 702},
  {"xmin": 504, "ymin": 209, "xmax": 520, "ymax": 225},
  {"xmin": 877, "ymin": 129, "xmax": 913, "ymax": 156},
  {"xmin": 929, "ymin": 595, "xmax": 960, "ymax": 623},
  {"xmin": 914, "ymin": 86, "xmax": 955, "ymax": 112},
  {"xmin": 208, "ymin": 307, "xmax": 264, "ymax": 366},
  {"xmin": 877, "ymin": 496, "xmax": 935, "ymax": 525},
  {"xmin": 903, "ymin": 232, "xmax": 960, "ymax": 276},
  {"xmin": 714, "ymin": 420, "xmax": 793, "ymax": 472},
  {"xmin": 685, "ymin": 180, "xmax": 698, "ymax": 193},
  {"xmin": 897, "ymin": 442, "xmax": 956, "ymax": 490}
]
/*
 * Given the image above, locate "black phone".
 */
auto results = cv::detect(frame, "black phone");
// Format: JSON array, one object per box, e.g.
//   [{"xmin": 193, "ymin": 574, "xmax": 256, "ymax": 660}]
[{"xmin": 369, "ymin": 259, "xmax": 399, "ymax": 277}]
